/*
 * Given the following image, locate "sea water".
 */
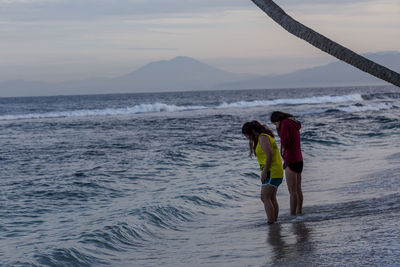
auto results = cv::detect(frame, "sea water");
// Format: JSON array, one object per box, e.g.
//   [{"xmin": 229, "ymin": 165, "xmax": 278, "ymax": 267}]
[{"xmin": 1, "ymin": 86, "xmax": 399, "ymax": 266}]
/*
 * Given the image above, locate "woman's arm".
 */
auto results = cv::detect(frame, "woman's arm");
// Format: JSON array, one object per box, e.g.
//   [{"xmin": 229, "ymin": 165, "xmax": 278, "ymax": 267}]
[
  {"xmin": 279, "ymin": 120, "xmax": 292, "ymax": 158},
  {"xmin": 279, "ymin": 120, "xmax": 291, "ymax": 150},
  {"xmin": 259, "ymin": 135, "xmax": 273, "ymax": 183}
]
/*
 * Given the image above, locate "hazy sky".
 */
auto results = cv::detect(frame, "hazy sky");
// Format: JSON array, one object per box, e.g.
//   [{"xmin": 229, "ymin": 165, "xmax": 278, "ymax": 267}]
[{"xmin": 0, "ymin": 0, "xmax": 399, "ymax": 82}]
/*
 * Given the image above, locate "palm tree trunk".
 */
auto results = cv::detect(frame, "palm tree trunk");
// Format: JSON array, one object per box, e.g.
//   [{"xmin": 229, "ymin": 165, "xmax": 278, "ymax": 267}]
[{"xmin": 250, "ymin": 0, "xmax": 400, "ymax": 87}]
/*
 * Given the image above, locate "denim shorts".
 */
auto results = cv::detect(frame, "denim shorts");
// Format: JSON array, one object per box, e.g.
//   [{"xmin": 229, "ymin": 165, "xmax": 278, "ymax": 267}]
[{"xmin": 262, "ymin": 177, "xmax": 283, "ymax": 188}]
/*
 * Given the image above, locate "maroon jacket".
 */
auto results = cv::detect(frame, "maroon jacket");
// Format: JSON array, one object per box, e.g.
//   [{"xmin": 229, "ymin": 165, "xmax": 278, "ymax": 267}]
[{"xmin": 279, "ymin": 118, "xmax": 303, "ymax": 164}]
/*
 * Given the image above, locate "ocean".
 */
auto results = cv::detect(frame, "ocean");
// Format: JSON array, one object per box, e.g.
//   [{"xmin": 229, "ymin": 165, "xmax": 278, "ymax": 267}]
[{"xmin": 1, "ymin": 86, "xmax": 399, "ymax": 266}]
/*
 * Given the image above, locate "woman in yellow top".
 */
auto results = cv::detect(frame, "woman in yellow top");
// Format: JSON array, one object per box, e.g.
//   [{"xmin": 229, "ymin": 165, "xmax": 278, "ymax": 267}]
[{"xmin": 242, "ymin": 121, "xmax": 284, "ymax": 224}]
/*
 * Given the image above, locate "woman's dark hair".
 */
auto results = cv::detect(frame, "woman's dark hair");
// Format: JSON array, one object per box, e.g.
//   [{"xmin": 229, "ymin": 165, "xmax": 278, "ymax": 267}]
[
  {"xmin": 270, "ymin": 111, "xmax": 294, "ymax": 123},
  {"xmin": 242, "ymin": 120, "xmax": 274, "ymax": 157}
]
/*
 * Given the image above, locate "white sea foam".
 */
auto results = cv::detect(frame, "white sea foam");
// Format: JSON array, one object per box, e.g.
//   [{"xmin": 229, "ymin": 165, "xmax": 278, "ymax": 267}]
[
  {"xmin": 0, "ymin": 93, "xmax": 385, "ymax": 121},
  {"xmin": 218, "ymin": 94, "xmax": 363, "ymax": 109},
  {"xmin": 0, "ymin": 103, "xmax": 207, "ymax": 121}
]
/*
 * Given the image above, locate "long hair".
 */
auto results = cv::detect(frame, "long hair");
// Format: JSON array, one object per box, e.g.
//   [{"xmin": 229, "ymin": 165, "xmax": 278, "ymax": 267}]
[
  {"xmin": 242, "ymin": 120, "xmax": 274, "ymax": 157},
  {"xmin": 270, "ymin": 111, "xmax": 294, "ymax": 135},
  {"xmin": 270, "ymin": 111, "xmax": 294, "ymax": 123}
]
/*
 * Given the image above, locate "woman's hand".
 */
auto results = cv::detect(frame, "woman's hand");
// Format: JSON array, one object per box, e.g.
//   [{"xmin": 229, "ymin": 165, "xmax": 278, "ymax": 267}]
[{"xmin": 261, "ymin": 171, "xmax": 268, "ymax": 184}]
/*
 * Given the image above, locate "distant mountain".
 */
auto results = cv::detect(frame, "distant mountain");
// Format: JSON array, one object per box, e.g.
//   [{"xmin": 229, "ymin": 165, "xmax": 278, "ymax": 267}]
[
  {"xmin": 108, "ymin": 56, "xmax": 258, "ymax": 92},
  {"xmin": 0, "ymin": 56, "xmax": 258, "ymax": 97},
  {"xmin": 0, "ymin": 52, "xmax": 399, "ymax": 97},
  {"xmin": 220, "ymin": 51, "xmax": 400, "ymax": 89}
]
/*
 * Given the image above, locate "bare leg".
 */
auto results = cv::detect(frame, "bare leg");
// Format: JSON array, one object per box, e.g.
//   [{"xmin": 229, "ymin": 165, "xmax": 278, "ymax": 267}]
[
  {"xmin": 297, "ymin": 173, "xmax": 303, "ymax": 214},
  {"xmin": 271, "ymin": 188, "xmax": 279, "ymax": 222},
  {"xmin": 261, "ymin": 186, "xmax": 276, "ymax": 223},
  {"xmin": 285, "ymin": 168, "xmax": 298, "ymax": 216}
]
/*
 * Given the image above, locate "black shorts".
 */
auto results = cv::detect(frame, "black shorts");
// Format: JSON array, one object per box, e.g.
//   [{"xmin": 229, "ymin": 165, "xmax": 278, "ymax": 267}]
[{"xmin": 284, "ymin": 161, "xmax": 303, "ymax": 174}]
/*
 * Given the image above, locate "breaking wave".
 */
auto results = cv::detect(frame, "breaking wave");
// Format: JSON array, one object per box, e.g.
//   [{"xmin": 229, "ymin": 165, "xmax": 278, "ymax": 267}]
[
  {"xmin": 217, "ymin": 93, "xmax": 363, "ymax": 108},
  {"xmin": 0, "ymin": 93, "xmax": 373, "ymax": 121},
  {"xmin": 0, "ymin": 103, "xmax": 207, "ymax": 121}
]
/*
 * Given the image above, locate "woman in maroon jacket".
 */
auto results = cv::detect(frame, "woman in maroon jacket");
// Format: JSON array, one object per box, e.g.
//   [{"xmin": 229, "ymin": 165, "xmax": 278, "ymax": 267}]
[{"xmin": 270, "ymin": 111, "xmax": 303, "ymax": 216}]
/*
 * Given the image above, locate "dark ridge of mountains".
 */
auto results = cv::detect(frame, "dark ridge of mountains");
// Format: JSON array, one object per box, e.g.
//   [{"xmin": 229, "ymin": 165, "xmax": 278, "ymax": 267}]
[{"xmin": 219, "ymin": 51, "xmax": 400, "ymax": 90}]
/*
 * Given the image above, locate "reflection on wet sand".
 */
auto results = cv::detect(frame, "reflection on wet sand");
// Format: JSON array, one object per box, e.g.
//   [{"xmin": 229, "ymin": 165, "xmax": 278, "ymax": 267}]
[
  {"xmin": 266, "ymin": 222, "xmax": 312, "ymax": 265},
  {"xmin": 266, "ymin": 223, "xmax": 287, "ymax": 262},
  {"xmin": 292, "ymin": 222, "xmax": 312, "ymax": 253}
]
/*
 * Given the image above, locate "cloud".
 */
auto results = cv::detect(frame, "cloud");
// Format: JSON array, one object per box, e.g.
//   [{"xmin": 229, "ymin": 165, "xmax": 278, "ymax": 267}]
[
  {"xmin": 1, "ymin": 0, "xmax": 381, "ymax": 21},
  {"xmin": 0, "ymin": 0, "xmax": 253, "ymax": 21},
  {"xmin": 121, "ymin": 47, "xmax": 178, "ymax": 51}
]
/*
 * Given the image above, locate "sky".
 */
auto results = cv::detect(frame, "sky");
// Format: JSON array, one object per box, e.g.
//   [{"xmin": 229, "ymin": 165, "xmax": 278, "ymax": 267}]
[{"xmin": 0, "ymin": 0, "xmax": 399, "ymax": 82}]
